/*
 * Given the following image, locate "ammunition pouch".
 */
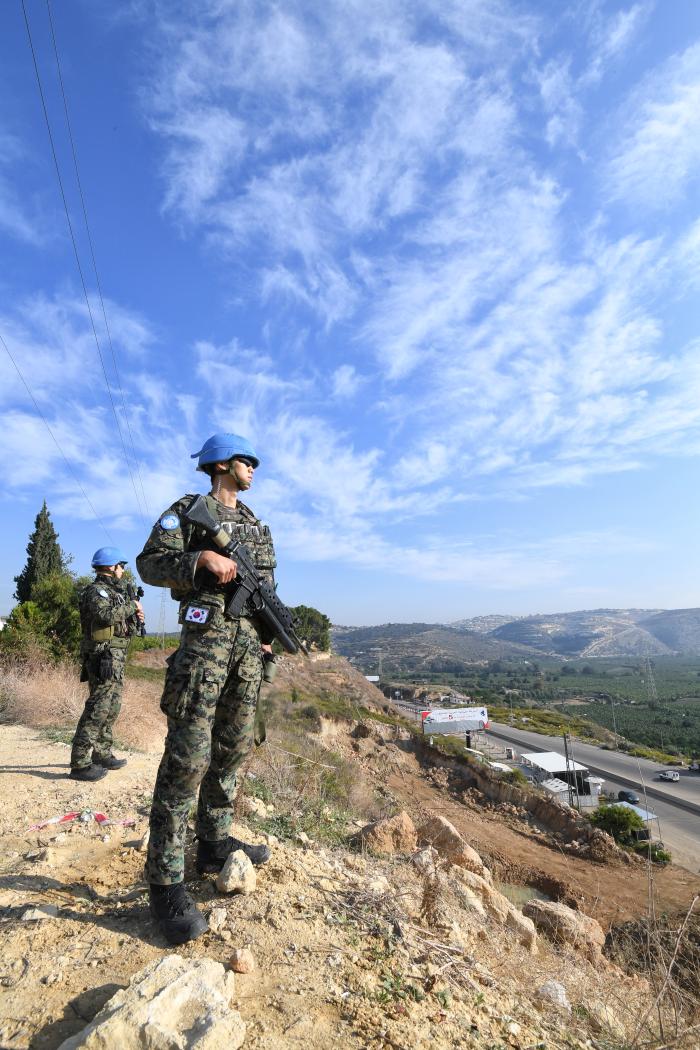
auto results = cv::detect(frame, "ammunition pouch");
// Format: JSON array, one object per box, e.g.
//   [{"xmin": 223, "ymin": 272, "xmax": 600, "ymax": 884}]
[
  {"xmin": 97, "ymin": 652, "xmax": 114, "ymax": 683},
  {"xmin": 92, "ymin": 625, "xmax": 114, "ymax": 642},
  {"xmin": 262, "ymin": 653, "xmax": 278, "ymax": 684}
]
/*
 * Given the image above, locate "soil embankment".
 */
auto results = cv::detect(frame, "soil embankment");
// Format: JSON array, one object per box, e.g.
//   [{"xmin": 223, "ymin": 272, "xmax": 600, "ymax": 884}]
[{"xmin": 2, "ymin": 652, "xmax": 700, "ymax": 1047}]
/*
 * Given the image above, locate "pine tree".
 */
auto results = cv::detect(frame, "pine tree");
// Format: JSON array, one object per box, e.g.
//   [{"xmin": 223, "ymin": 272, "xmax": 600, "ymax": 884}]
[{"xmin": 13, "ymin": 501, "xmax": 66, "ymax": 602}]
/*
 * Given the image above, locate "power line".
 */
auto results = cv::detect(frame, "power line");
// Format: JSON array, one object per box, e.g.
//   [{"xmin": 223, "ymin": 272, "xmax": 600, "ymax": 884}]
[
  {"xmin": 20, "ymin": 0, "xmax": 149, "ymax": 530},
  {"xmin": 45, "ymin": 0, "xmax": 152, "ymax": 523},
  {"xmin": 1, "ymin": 328, "xmax": 114, "ymax": 543}
]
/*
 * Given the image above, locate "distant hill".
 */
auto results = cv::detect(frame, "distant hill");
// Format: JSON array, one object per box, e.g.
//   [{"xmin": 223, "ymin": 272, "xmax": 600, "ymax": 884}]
[
  {"xmin": 450, "ymin": 614, "xmax": 521, "ymax": 633},
  {"xmin": 333, "ymin": 623, "xmax": 538, "ymax": 675},
  {"xmin": 334, "ymin": 607, "xmax": 700, "ymax": 666},
  {"xmin": 640, "ymin": 609, "xmax": 700, "ymax": 655},
  {"xmin": 490, "ymin": 609, "xmax": 671, "ymax": 657}
]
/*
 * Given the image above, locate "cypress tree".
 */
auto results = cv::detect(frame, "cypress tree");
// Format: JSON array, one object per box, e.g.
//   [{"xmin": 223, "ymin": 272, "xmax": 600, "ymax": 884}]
[{"xmin": 14, "ymin": 501, "xmax": 66, "ymax": 602}]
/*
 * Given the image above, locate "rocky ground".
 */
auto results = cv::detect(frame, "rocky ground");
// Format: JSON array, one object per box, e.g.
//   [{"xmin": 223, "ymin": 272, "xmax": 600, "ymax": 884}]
[{"xmin": 2, "ymin": 652, "xmax": 700, "ymax": 1048}]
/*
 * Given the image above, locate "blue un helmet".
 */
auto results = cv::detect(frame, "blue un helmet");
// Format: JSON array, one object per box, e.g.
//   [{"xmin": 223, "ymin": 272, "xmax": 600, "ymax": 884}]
[
  {"xmin": 190, "ymin": 432, "xmax": 260, "ymax": 471},
  {"xmin": 91, "ymin": 546, "xmax": 128, "ymax": 567}
]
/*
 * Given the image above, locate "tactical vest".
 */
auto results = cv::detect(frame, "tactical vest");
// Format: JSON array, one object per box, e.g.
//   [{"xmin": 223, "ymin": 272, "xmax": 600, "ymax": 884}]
[
  {"xmin": 175, "ymin": 496, "xmax": 276, "ymax": 618},
  {"xmin": 79, "ymin": 579, "xmax": 132, "ymax": 646},
  {"xmin": 183, "ymin": 497, "xmax": 276, "ymax": 578}
]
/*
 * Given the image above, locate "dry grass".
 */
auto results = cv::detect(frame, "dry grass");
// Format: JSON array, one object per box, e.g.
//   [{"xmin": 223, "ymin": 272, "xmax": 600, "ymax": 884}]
[
  {"xmin": 606, "ymin": 901, "xmax": 700, "ymax": 1048},
  {"xmin": 0, "ymin": 649, "xmax": 165, "ymax": 753}
]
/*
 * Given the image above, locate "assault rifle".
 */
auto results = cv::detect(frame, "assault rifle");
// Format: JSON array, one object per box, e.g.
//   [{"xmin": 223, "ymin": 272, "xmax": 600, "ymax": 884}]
[
  {"xmin": 124, "ymin": 581, "xmax": 147, "ymax": 638},
  {"xmin": 183, "ymin": 495, "xmax": 308, "ymax": 656}
]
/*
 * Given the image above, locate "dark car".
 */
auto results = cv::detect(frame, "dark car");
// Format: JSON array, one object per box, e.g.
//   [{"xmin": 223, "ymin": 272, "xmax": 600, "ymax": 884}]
[{"xmin": 618, "ymin": 789, "xmax": 640, "ymax": 804}]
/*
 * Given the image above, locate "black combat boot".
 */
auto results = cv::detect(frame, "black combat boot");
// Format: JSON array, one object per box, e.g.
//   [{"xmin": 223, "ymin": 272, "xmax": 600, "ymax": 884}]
[
  {"xmin": 93, "ymin": 754, "xmax": 128, "ymax": 770},
  {"xmin": 196, "ymin": 835, "xmax": 271, "ymax": 875},
  {"xmin": 69, "ymin": 764, "xmax": 108, "ymax": 782},
  {"xmin": 149, "ymin": 883, "xmax": 208, "ymax": 945}
]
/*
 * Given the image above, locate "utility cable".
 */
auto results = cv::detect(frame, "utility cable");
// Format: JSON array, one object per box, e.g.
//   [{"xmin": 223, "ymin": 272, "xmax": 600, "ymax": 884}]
[
  {"xmin": 1, "ymin": 329, "xmax": 114, "ymax": 543},
  {"xmin": 45, "ymin": 0, "xmax": 152, "ymax": 523},
  {"xmin": 21, "ymin": 0, "xmax": 149, "ymax": 531}
]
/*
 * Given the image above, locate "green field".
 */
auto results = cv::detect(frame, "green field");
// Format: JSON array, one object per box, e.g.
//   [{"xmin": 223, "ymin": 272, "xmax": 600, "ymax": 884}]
[
  {"xmin": 388, "ymin": 656, "xmax": 700, "ymax": 759},
  {"xmin": 565, "ymin": 698, "xmax": 700, "ymax": 757}
]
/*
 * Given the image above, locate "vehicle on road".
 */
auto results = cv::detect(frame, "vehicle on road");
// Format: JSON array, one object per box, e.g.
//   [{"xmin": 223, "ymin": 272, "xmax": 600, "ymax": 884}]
[
  {"xmin": 618, "ymin": 789, "xmax": 640, "ymax": 804},
  {"xmin": 658, "ymin": 770, "xmax": 680, "ymax": 782}
]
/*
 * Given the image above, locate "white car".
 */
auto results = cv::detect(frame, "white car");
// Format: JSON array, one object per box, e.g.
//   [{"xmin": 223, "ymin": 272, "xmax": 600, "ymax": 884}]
[{"xmin": 658, "ymin": 770, "xmax": 680, "ymax": 783}]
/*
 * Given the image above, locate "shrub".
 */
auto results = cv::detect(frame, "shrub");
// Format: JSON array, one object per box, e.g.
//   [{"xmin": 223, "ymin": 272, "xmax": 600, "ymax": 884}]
[{"xmin": 590, "ymin": 804, "xmax": 644, "ymax": 845}]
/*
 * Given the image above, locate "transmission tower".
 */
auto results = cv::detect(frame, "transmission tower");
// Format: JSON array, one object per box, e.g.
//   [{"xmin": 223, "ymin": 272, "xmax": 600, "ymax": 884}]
[{"xmin": 643, "ymin": 653, "xmax": 658, "ymax": 706}]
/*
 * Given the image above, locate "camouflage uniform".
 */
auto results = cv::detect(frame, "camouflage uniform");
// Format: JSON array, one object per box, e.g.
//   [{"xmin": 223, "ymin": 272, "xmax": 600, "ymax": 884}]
[
  {"xmin": 71, "ymin": 575, "xmax": 138, "ymax": 770},
  {"xmin": 136, "ymin": 493, "xmax": 276, "ymax": 885}
]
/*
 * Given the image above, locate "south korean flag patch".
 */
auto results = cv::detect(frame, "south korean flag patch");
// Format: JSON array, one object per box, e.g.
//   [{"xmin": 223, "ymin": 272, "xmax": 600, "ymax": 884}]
[{"xmin": 184, "ymin": 605, "xmax": 211, "ymax": 625}]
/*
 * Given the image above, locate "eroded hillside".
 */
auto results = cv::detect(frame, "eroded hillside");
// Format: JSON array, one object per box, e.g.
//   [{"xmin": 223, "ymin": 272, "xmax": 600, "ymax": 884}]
[{"xmin": 1, "ymin": 652, "xmax": 699, "ymax": 1048}]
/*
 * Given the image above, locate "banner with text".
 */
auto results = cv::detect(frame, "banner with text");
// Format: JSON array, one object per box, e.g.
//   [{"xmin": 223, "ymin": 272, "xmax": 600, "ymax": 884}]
[{"xmin": 421, "ymin": 706, "xmax": 489, "ymax": 735}]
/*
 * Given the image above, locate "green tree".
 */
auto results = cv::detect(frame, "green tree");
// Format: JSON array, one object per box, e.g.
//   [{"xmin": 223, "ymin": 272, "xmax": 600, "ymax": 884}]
[
  {"xmin": 0, "ymin": 601, "xmax": 49, "ymax": 657},
  {"xmin": 290, "ymin": 605, "xmax": 332, "ymax": 651},
  {"xmin": 590, "ymin": 804, "xmax": 644, "ymax": 845},
  {"xmin": 31, "ymin": 573, "xmax": 87, "ymax": 657},
  {"xmin": 14, "ymin": 502, "xmax": 67, "ymax": 602},
  {"xmin": 1, "ymin": 573, "xmax": 89, "ymax": 660}
]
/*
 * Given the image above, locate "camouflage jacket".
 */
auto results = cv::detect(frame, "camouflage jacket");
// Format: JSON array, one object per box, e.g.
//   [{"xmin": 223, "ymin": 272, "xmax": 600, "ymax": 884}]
[
  {"xmin": 136, "ymin": 493, "xmax": 276, "ymax": 623},
  {"xmin": 79, "ymin": 574, "xmax": 138, "ymax": 651}
]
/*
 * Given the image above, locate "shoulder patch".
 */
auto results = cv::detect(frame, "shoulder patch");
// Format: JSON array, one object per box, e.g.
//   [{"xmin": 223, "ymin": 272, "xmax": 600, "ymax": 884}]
[
  {"xmin": 159, "ymin": 513, "xmax": 180, "ymax": 531},
  {"xmin": 98, "ymin": 589, "xmax": 109, "ymax": 598}
]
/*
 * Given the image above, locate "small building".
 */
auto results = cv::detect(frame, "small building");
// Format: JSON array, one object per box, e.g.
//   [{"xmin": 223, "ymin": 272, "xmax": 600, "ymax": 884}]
[
  {"xmin": 616, "ymin": 801, "xmax": 661, "ymax": 843},
  {"xmin": 520, "ymin": 751, "xmax": 603, "ymax": 809},
  {"xmin": 540, "ymin": 777, "xmax": 571, "ymax": 802}
]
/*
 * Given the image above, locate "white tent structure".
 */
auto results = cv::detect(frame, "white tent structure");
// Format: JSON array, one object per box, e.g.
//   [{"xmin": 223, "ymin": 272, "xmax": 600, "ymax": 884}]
[{"xmin": 520, "ymin": 751, "xmax": 603, "ymax": 809}]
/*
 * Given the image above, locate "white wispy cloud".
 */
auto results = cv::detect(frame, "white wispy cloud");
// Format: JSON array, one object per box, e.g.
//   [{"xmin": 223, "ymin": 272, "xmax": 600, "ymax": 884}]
[
  {"xmin": 0, "ymin": 130, "xmax": 47, "ymax": 246},
  {"xmin": 131, "ymin": 0, "xmax": 700, "ymax": 516},
  {"xmin": 7, "ymin": 0, "xmax": 700, "ymax": 604},
  {"xmin": 331, "ymin": 364, "xmax": 363, "ymax": 399},
  {"xmin": 607, "ymin": 40, "xmax": 700, "ymax": 207},
  {"xmin": 583, "ymin": 2, "xmax": 652, "ymax": 84}
]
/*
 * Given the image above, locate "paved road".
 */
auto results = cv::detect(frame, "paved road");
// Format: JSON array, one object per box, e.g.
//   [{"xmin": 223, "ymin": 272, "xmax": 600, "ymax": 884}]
[{"xmin": 486, "ymin": 723, "xmax": 700, "ymax": 872}]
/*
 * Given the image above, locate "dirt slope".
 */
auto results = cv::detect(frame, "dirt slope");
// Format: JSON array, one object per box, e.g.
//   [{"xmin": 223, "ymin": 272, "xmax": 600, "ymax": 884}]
[
  {"xmin": 0, "ymin": 724, "xmax": 662, "ymax": 1050},
  {"xmin": 2, "ymin": 653, "xmax": 700, "ymax": 1047}
]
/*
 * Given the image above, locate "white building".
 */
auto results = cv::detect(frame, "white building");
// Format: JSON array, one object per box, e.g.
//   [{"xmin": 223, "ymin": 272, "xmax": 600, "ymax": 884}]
[{"xmin": 520, "ymin": 751, "xmax": 604, "ymax": 809}]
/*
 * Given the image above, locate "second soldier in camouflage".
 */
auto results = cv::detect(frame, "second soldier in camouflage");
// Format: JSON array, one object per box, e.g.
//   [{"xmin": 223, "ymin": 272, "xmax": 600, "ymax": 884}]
[{"xmin": 70, "ymin": 547, "xmax": 145, "ymax": 781}]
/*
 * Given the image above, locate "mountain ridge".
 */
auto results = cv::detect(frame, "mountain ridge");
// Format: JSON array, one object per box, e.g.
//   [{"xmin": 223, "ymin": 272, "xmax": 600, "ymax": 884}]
[{"xmin": 333, "ymin": 607, "xmax": 700, "ymax": 661}]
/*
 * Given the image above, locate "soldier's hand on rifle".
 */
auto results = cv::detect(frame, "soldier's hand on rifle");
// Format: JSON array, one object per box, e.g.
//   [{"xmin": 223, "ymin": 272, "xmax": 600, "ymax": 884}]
[
  {"xmin": 135, "ymin": 601, "xmax": 145, "ymax": 623},
  {"xmin": 198, "ymin": 549, "xmax": 238, "ymax": 583}
]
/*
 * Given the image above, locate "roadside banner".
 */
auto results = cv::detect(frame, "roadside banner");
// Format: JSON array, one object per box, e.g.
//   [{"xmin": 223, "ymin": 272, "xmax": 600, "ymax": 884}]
[{"xmin": 421, "ymin": 706, "xmax": 489, "ymax": 735}]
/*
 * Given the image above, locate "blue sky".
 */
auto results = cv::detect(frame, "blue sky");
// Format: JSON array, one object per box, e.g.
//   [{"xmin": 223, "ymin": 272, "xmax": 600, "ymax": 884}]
[{"xmin": 2, "ymin": 0, "xmax": 700, "ymax": 628}]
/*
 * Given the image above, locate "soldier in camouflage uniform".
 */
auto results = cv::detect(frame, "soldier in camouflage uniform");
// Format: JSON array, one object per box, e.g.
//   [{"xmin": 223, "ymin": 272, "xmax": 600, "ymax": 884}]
[
  {"xmin": 136, "ymin": 433, "xmax": 275, "ymax": 945},
  {"xmin": 70, "ymin": 547, "xmax": 145, "ymax": 782}
]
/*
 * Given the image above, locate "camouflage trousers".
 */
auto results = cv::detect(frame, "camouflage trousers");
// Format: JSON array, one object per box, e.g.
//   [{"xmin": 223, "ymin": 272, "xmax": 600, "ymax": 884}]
[
  {"xmin": 147, "ymin": 615, "xmax": 264, "ymax": 885},
  {"xmin": 71, "ymin": 646, "xmax": 127, "ymax": 769}
]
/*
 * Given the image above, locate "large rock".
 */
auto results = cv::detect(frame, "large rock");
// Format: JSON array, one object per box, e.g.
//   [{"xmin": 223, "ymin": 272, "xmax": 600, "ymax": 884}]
[
  {"xmin": 357, "ymin": 811, "xmax": 417, "ymax": 855},
  {"xmin": 452, "ymin": 869, "xmax": 537, "ymax": 953},
  {"xmin": 523, "ymin": 899, "xmax": 605, "ymax": 961},
  {"xmin": 216, "ymin": 849, "xmax": 257, "ymax": 894},
  {"xmin": 536, "ymin": 979, "xmax": 571, "ymax": 1013},
  {"xmin": 229, "ymin": 948, "xmax": 255, "ymax": 974},
  {"xmin": 57, "ymin": 955, "xmax": 245, "ymax": 1049},
  {"xmin": 417, "ymin": 815, "xmax": 487, "ymax": 876},
  {"xmin": 241, "ymin": 796, "xmax": 268, "ymax": 820}
]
